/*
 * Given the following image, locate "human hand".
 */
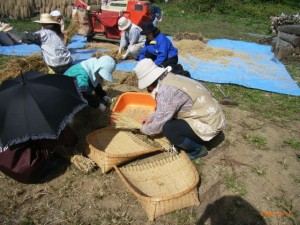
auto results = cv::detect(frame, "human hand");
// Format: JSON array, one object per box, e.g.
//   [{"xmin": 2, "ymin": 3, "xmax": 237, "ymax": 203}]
[
  {"xmin": 98, "ymin": 103, "xmax": 106, "ymax": 112},
  {"xmin": 142, "ymin": 117, "xmax": 152, "ymax": 125},
  {"xmin": 103, "ymin": 96, "xmax": 112, "ymax": 104},
  {"xmin": 121, "ymin": 54, "xmax": 127, "ymax": 60}
]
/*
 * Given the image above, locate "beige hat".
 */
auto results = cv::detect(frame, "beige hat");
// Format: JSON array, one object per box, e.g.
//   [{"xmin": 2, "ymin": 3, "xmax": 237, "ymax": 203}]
[
  {"xmin": 34, "ymin": 13, "xmax": 60, "ymax": 24},
  {"xmin": 134, "ymin": 59, "xmax": 167, "ymax": 89},
  {"xmin": 118, "ymin": 17, "xmax": 132, "ymax": 31}
]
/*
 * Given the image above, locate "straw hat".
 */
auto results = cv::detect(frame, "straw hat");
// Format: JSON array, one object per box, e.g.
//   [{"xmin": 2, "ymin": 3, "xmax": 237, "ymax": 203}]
[
  {"xmin": 118, "ymin": 17, "xmax": 132, "ymax": 31},
  {"xmin": 134, "ymin": 59, "xmax": 167, "ymax": 89},
  {"xmin": 34, "ymin": 13, "xmax": 60, "ymax": 24}
]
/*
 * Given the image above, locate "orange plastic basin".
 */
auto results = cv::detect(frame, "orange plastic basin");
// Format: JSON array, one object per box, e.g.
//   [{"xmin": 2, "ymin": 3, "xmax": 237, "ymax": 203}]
[{"xmin": 111, "ymin": 92, "xmax": 156, "ymax": 123}]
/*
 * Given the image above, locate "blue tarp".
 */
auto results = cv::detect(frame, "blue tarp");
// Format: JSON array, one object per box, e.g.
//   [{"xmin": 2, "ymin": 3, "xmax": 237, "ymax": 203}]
[
  {"xmin": 0, "ymin": 36, "xmax": 299, "ymax": 96},
  {"xmin": 117, "ymin": 39, "xmax": 300, "ymax": 96}
]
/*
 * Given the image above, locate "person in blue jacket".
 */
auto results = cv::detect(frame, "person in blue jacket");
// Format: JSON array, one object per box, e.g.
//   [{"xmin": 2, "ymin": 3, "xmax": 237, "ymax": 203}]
[
  {"xmin": 64, "ymin": 55, "xmax": 116, "ymax": 112},
  {"xmin": 138, "ymin": 22, "xmax": 178, "ymax": 68}
]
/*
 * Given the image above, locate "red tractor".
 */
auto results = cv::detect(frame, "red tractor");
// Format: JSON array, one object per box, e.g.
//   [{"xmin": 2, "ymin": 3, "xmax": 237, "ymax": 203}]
[{"xmin": 73, "ymin": 0, "xmax": 152, "ymax": 41}]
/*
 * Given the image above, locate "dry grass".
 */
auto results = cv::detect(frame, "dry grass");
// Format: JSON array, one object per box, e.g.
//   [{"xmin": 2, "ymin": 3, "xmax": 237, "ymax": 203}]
[
  {"xmin": 174, "ymin": 32, "xmax": 208, "ymax": 43},
  {"xmin": 0, "ymin": 54, "xmax": 47, "ymax": 83},
  {"xmin": 111, "ymin": 112, "xmax": 142, "ymax": 130},
  {"xmin": 64, "ymin": 11, "xmax": 79, "ymax": 45},
  {"xmin": 173, "ymin": 39, "xmax": 249, "ymax": 65}
]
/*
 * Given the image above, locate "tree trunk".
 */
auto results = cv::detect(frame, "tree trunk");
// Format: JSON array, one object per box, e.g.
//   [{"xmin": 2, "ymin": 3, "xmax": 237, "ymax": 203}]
[
  {"xmin": 279, "ymin": 32, "xmax": 300, "ymax": 47},
  {"xmin": 278, "ymin": 25, "xmax": 300, "ymax": 36},
  {"xmin": 275, "ymin": 39, "xmax": 295, "ymax": 60}
]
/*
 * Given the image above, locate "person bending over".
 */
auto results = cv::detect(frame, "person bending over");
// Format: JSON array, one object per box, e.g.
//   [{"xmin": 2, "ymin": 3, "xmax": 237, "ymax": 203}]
[{"xmin": 134, "ymin": 59, "xmax": 226, "ymax": 160}]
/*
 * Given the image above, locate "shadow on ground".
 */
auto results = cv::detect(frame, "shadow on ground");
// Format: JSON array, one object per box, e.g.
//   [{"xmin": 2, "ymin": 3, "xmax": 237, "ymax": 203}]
[{"xmin": 197, "ymin": 195, "xmax": 267, "ymax": 225}]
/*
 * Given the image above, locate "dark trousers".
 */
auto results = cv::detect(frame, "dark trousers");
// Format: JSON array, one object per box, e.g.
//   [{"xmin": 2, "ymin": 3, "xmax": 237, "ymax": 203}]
[
  {"xmin": 162, "ymin": 119, "xmax": 203, "ymax": 146},
  {"xmin": 145, "ymin": 50, "xmax": 178, "ymax": 67}
]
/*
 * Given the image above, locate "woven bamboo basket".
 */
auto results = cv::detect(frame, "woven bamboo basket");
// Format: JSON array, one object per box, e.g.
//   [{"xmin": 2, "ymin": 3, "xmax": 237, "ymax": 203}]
[
  {"xmin": 85, "ymin": 127, "xmax": 161, "ymax": 173},
  {"xmin": 114, "ymin": 152, "xmax": 200, "ymax": 221}
]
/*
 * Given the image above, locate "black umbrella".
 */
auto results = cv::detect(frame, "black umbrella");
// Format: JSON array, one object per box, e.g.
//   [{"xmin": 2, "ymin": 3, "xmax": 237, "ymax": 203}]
[{"xmin": 0, "ymin": 71, "xmax": 87, "ymax": 147}]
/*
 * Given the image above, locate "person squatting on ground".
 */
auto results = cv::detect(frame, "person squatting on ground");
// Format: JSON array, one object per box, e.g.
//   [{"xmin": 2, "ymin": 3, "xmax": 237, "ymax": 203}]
[
  {"xmin": 21, "ymin": 13, "xmax": 72, "ymax": 74},
  {"xmin": 134, "ymin": 59, "xmax": 226, "ymax": 160},
  {"xmin": 138, "ymin": 22, "xmax": 178, "ymax": 68},
  {"xmin": 0, "ymin": 126, "xmax": 78, "ymax": 184},
  {"xmin": 64, "ymin": 55, "xmax": 116, "ymax": 112},
  {"xmin": 50, "ymin": 10, "xmax": 65, "ymax": 32},
  {"xmin": 118, "ymin": 17, "xmax": 146, "ymax": 60}
]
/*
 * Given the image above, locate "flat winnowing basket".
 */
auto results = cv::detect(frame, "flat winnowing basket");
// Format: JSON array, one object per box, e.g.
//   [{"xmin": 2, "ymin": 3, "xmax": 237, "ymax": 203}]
[
  {"xmin": 85, "ymin": 127, "xmax": 161, "ymax": 173},
  {"xmin": 114, "ymin": 152, "xmax": 200, "ymax": 221}
]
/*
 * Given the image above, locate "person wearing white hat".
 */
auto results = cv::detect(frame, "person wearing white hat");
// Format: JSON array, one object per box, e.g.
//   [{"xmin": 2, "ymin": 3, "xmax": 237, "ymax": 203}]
[
  {"xmin": 22, "ymin": 13, "xmax": 72, "ymax": 74},
  {"xmin": 64, "ymin": 55, "xmax": 116, "ymax": 112},
  {"xmin": 117, "ymin": 17, "xmax": 146, "ymax": 60},
  {"xmin": 50, "ymin": 10, "xmax": 65, "ymax": 32},
  {"xmin": 134, "ymin": 59, "xmax": 226, "ymax": 160}
]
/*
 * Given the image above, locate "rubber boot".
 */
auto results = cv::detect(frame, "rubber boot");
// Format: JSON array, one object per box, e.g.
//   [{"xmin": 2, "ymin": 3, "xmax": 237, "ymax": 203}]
[{"xmin": 178, "ymin": 138, "xmax": 208, "ymax": 160}]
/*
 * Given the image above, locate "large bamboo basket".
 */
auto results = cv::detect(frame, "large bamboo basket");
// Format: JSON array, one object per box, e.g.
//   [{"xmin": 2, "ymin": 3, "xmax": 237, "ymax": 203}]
[
  {"xmin": 114, "ymin": 152, "xmax": 200, "ymax": 221},
  {"xmin": 85, "ymin": 127, "xmax": 161, "ymax": 173}
]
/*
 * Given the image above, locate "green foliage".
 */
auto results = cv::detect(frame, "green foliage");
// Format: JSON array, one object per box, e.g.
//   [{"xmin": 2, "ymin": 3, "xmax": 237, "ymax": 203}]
[
  {"xmin": 243, "ymin": 134, "xmax": 268, "ymax": 150},
  {"xmin": 225, "ymin": 173, "xmax": 247, "ymax": 196},
  {"xmin": 177, "ymin": 0, "xmax": 229, "ymax": 14},
  {"xmin": 283, "ymin": 139, "xmax": 300, "ymax": 150}
]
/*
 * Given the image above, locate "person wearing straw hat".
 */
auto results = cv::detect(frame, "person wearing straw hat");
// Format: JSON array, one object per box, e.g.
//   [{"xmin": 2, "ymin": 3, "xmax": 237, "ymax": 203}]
[
  {"xmin": 22, "ymin": 13, "xmax": 72, "ymax": 74},
  {"xmin": 138, "ymin": 22, "xmax": 178, "ymax": 68},
  {"xmin": 117, "ymin": 17, "xmax": 146, "ymax": 60},
  {"xmin": 64, "ymin": 55, "xmax": 116, "ymax": 112},
  {"xmin": 134, "ymin": 59, "xmax": 226, "ymax": 160},
  {"xmin": 50, "ymin": 10, "xmax": 65, "ymax": 32}
]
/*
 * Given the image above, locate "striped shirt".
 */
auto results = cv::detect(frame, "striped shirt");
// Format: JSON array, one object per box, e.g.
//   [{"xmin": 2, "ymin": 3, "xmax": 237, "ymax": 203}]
[{"xmin": 142, "ymin": 85, "xmax": 193, "ymax": 136}]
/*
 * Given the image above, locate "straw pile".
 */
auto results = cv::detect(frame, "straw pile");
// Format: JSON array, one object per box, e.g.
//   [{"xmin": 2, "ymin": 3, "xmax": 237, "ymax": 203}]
[
  {"xmin": 120, "ymin": 72, "xmax": 138, "ymax": 87},
  {"xmin": 0, "ymin": 54, "xmax": 47, "ymax": 83},
  {"xmin": 64, "ymin": 11, "xmax": 79, "ymax": 45},
  {"xmin": 174, "ymin": 39, "xmax": 248, "ymax": 65},
  {"xmin": 0, "ymin": 0, "xmax": 35, "ymax": 19},
  {"xmin": 174, "ymin": 32, "xmax": 207, "ymax": 43},
  {"xmin": 111, "ymin": 112, "xmax": 142, "ymax": 130},
  {"xmin": 54, "ymin": 146, "xmax": 96, "ymax": 173},
  {"xmin": 0, "ymin": 0, "xmax": 98, "ymax": 19}
]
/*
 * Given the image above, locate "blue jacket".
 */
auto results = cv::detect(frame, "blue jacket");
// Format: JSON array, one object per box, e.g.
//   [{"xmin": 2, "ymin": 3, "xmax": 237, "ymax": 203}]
[{"xmin": 139, "ymin": 33, "xmax": 178, "ymax": 65}]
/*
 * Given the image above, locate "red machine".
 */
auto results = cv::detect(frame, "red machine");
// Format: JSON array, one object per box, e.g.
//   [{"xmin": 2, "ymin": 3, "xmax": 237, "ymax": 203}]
[{"xmin": 73, "ymin": 0, "xmax": 152, "ymax": 41}]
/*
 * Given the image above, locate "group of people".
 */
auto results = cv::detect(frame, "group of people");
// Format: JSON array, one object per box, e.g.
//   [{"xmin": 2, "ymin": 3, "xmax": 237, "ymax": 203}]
[{"xmin": 0, "ymin": 9, "xmax": 226, "ymax": 183}]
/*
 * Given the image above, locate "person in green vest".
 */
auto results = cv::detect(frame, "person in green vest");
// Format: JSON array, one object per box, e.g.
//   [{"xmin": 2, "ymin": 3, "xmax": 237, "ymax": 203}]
[
  {"xmin": 134, "ymin": 59, "xmax": 226, "ymax": 160},
  {"xmin": 64, "ymin": 55, "xmax": 116, "ymax": 112}
]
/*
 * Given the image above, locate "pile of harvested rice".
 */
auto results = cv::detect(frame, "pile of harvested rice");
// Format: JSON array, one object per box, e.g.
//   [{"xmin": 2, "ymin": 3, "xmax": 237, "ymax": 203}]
[
  {"xmin": 0, "ymin": 54, "xmax": 47, "ymax": 83},
  {"xmin": 120, "ymin": 72, "xmax": 138, "ymax": 87},
  {"xmin": 174, "ymin": 39, "xmax": 248, "ymax": 65},
  {"xmin": 174, "ymin": 32, "xmax": 207, "ymax": 43},
  {"xmin": 111, "ymin": 112, "xmax": 142, "ymax": 130},
  {"xmin": 64, "ymin": 11, "xmax": 79, "ymax": 45}
]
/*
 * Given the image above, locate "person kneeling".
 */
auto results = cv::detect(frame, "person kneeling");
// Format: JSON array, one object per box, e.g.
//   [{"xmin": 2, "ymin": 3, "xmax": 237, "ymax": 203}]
[{"xmin": 134, "ymin": 59, "xmax": 226, "ymax": 160}]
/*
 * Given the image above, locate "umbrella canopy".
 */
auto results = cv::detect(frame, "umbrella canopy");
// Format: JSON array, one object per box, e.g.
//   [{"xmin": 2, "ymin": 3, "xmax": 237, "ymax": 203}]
[{"xmin": 0, "ymin": 71, "xmax": 87, "ymax": 147}]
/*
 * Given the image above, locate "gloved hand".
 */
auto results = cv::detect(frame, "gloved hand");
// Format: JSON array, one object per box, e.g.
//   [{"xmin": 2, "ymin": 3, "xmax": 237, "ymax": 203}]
[
  {"xmin": 98, "ymin": 103, "xmax": 106, "ymax": 112},
  {"xmin": 102, "ymin": 96, "xmax": 112, "ymax": 104},
  {"xmin": 121, "ymin": 54, "xmax": 127, "ymax": 60}
]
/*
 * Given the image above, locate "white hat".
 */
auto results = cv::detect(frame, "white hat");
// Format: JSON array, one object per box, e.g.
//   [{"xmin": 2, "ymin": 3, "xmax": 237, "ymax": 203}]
[
  {"xmin": 50, "ymin": 10, "xmax": 62, "ymax": 17},
  {"xmin": 34, "ymin": 13, "xmax": 60, "ymax": 24},
  {"xmin": 118, "ymin": 17, "xmax": 132, "ymax": 31},
  {"xmin": 134, "ymin": 59, "xmax": 167, "ymax": 89}
]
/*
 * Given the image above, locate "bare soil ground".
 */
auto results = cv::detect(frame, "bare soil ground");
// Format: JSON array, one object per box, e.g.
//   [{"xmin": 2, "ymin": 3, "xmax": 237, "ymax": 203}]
[{"xmin": 0, "ymin": 69, "xmax": 299, "ymax": 225}]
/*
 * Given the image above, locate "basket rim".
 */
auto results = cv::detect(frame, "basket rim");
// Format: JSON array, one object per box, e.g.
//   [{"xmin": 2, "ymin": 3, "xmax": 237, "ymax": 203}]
[{"xmin": 114, "ymin": 151, "xmax": 200, "ymax": 202}]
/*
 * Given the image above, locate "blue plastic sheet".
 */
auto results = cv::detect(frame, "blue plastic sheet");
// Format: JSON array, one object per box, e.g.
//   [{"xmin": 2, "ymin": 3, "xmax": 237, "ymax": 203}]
[{"xmin": 1, "ymin": 37, "xmax": 299, "ymax": 96}]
